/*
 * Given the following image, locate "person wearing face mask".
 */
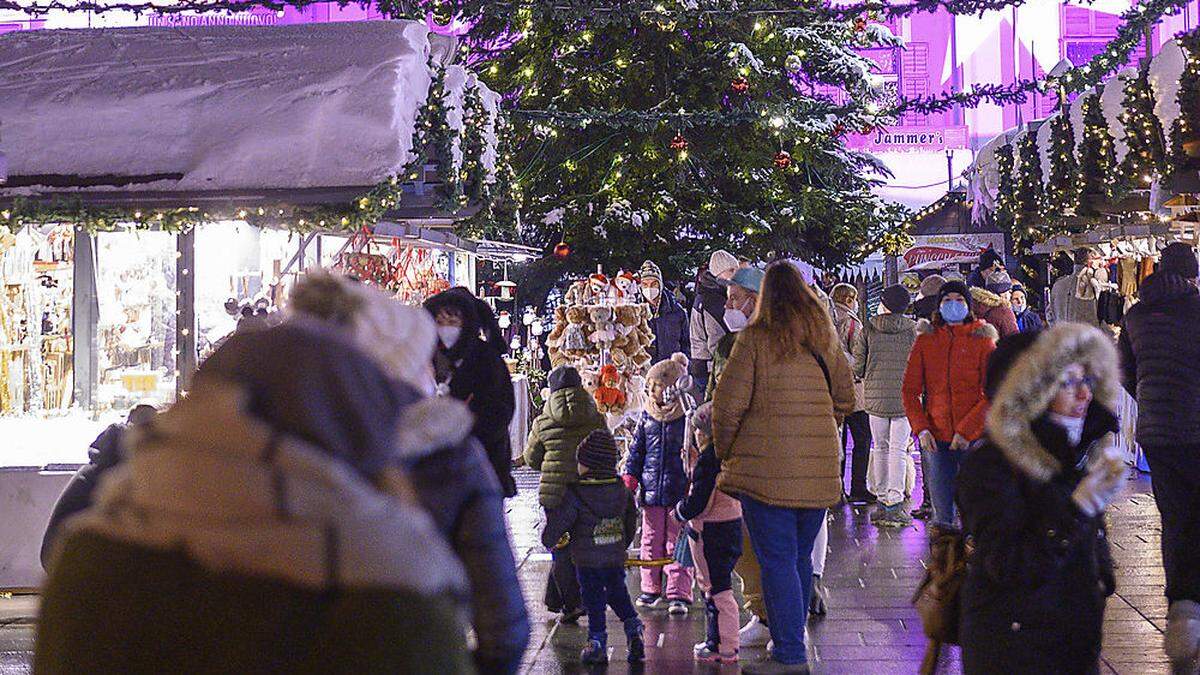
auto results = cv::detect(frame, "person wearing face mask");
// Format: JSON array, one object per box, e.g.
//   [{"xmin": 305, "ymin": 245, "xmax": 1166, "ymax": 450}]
[
  {"xmin": 956, "ymin": 326, "xmax": 1124, "ymax": 674},
  {"xmin": 639, "ymin": 260, "xmax": 690, "ymax": 365},
  {"xmin": 704, "ymin": 266, "xmax": 764, "ymax": 402},
  {"xmin": 690, "ymin": 250, "xmax": 740, "ymax": 394},
  {"xmin": 424, "ymin": 287, "xmax": 518, "ymax": 498},
  {"xmin": 970, "ymin": 270, "xmax": 1020, "ymax": 339},
  {"xmin": 901, "ymin": 280, "xmax": 998, "ymax": 529},
  {"xmin": 1118, "ymin": 242, "xmax": 1200, "ymax": 672},
  {"xmin": 831, "ymin": 283, "xmax": 873, "ymax": 505},
  {"xmin": 1009, "ymin": 284, "xmax": 1044, "ymax": 334}
]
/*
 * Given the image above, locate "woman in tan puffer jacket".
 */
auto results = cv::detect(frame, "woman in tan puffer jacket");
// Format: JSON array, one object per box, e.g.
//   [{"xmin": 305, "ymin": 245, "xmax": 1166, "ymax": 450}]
[{"xmin": 712, "ymin": 261, "xmax": 856, "ymax": 672}]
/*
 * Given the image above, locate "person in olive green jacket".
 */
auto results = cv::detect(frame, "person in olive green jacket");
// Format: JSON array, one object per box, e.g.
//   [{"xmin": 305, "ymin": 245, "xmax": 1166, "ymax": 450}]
[
  {"xmin": 524, "ymin": 364, "xmax": 607, "ymax": 621},
  {"xmin": 36, "ymin": 322, "xmax": 474, "ymax": 675}
]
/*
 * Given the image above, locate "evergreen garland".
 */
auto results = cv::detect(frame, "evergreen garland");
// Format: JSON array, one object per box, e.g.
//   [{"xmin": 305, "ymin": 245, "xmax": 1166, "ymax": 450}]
[
  {"xmin": 460, "ymin": 86, "xmax": 488, "ymax": 207},
  {"xmin": 1170, "ymin": 32, "xmax": 1200, "ymax": 170},
  {"xmin": 1043, "ymin": 113, "xmax": 1079, "ymax": 223},
  {"xmin": 1076, "ymin": 92, "xmax": 1120, "ymax": 215},
  {"xmin": 1119, "ymin": 65, "xmax": 1170, "ymax": 191},
  {"xmin": 1013, "ymin": 131, "xmax": 1044, "ymax": 238}
]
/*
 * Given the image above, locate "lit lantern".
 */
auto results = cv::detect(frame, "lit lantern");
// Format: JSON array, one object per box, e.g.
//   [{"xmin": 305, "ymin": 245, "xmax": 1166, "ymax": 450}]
[{"xmin": 496, "ymin": 279, "xmax": 517, "ymax": 301}]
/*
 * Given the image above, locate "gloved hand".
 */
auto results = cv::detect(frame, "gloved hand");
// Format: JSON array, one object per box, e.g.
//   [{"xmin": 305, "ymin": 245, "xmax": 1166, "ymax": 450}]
[
  {"xmin": 1165, "ymin": 600, "xmax": 1200, "ymax": 669},
  {"xmin": 1071, "ymin": 453, "xmax": 1124, "ymax": 517},
  {"xmin": 622, "ymin": 475, "xmax": 639, "ymax": 493},
  {"xmin": 918, "ymin": 430, "xmax": 937, "ymax": 454},
  {"xmin": 949, "ymin": 433, "xmax": 969, "ymax": 451}
]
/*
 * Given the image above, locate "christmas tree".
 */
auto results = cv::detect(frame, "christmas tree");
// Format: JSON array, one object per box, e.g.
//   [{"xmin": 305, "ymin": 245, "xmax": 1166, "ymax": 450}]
[{"xmin": 450, "ymin": 2, "xmax": 909, "ymax": 291}]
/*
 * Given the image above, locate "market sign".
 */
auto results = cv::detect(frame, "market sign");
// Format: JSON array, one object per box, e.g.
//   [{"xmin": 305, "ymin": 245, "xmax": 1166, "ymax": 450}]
[
  {"xmin": 848, "ymin": 125, "xmax": 969, "ymax": 153},
  {"xmin": 900, "ymin": 233, "xmax": 1005, "ymax": 271}
]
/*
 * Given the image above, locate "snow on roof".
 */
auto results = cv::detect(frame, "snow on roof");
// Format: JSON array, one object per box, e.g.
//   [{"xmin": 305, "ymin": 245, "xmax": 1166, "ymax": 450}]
[{"xmin": 0, "ymin": 21, "xmax": 453, "ymax": 192}]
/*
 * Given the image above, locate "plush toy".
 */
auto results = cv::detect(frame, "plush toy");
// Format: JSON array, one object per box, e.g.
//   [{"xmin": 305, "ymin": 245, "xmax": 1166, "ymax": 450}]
[
  {"xmin": 594, "ymin": 364, "xmax": 628, "ymax": 413},
  {"xmin": 564, "ymin": 280, "xmax": 589, "ymax": 306},
  {"xmin": 587, "ymin": 273, "xmax": 610, "ymax": 305},
  {"xmin": 564, "ymin": 305, "xmax": 590, "ymax": 354},
  {"xmin": 588, "ymin": 305, "xmax": 618, "ymax": 345},
  {"xmin": 580, "ymin": 366, "xmax": 601, "ymax": 393},
  {"xmin": 613, "ymin": 271, "xmax": 637, "ymax": 301}
]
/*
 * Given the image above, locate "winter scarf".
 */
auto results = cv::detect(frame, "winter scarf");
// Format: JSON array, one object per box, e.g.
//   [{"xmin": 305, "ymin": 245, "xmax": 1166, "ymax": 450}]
[{"xmin": 64, "ymin": 374, "xmax": 467, "ymax": 596}]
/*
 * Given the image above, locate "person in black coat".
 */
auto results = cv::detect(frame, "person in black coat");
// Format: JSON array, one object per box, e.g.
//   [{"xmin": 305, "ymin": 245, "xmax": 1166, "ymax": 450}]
[
  {"xmin": 1117, "ymin": 242, "xmax": 1200, "ymax": 670},
  {"xmin": 425, "ymin": 287, "xmax": 517, "ymax": 497},
  {"xmin": 638, "ymin": 260, "xmax": 690, "ymax": 365},
  {"xmin": 956, "ymin": 325, "xmax": 1126, "ymax": 674},
  {"xmin": 40, "ymin": 404, "xmax": 158, "ymax": 569}
]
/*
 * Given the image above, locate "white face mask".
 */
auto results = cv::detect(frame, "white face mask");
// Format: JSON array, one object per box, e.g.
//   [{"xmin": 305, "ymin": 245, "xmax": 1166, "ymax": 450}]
[
  {"xmin": 724, "ymin": 308, "xmax": 749, "ymax": 332},
  {"xmin": 437, "ymin": 325, "xmax": 462, "ymax": 348},
  {"xmin": 642, "ymin": 285, "xmax": 661, "ymax": 301}
]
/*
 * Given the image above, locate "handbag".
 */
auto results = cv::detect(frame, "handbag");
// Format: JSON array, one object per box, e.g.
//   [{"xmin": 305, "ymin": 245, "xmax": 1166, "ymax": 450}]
[{"xmin": 912, "ymin": 523, "xmax": 973, "ymax": 674}]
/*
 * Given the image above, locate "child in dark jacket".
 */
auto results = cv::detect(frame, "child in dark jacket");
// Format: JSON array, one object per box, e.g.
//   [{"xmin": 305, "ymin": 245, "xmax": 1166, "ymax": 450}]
[
  {"xmin": 623, "ymin": 353, "xmax": 695, "ymax": 613},
  {"xmin": 675, "ymin": 402, "xmax": 743, "ymax": 663},
  {"xmin": 542, "ymin": 429, "xmax": 645, "ymax": 665}
]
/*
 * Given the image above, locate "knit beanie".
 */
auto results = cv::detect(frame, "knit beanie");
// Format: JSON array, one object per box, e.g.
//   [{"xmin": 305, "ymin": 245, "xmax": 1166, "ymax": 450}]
[
  {"xmin": 638, "ymin": 260, "xmax": 663, "ymax": 285},
  {"xmin": 647, "ymin": 352, "xmax": 689, "ymax": 388},
  {"xmin": 1160, "ymin": 242, "xmax": 1199, "ymax": 279},
  {"xmin": 985, "ymin": 270, "xmax": 1014, "ymax": 295},
  {"xmin": 708, "ymin": 250, "xmax": 739, "ymax": 278},
  {"xmin": 881, "ymin": 284, "xmax": 912, "ymax": 314},
  {"xmin": 937, "ymin": 280, "xmax": 971, "ymax": 304},
  {"xmin": 577, "ymin": 429, "xmax": 620, "ymax": 474},
  {"xmin": 919, "ymin": 274, "xmax": 946, "ymax": 299},
  {"xmin": 692, "ymin": 401, "xmax": 714, "ymax": 438},
  {"xmin": 547, "ymin": 365, "xmax": 582, "ymax": 392}
]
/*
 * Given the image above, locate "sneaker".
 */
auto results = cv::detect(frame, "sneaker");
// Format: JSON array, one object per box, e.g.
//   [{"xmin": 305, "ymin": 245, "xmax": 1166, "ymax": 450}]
[
  {"xmin": 743, "ymin": 656, "xmax": 810, "ymax": 674},
  {"xmin": 559, "ymin": 607, "xmax": 585, "ymax": 625},
  {"xmin": 848, "ymin": 492, "xmax": 876, "ymax": 505},
  {"xmin": 580, "ymin": 639, "xmax": 608, "ymax": 665},
  {"xmin": 911, "ymin": 503, "xmax": 933, "ymax": 520},
  {"xmin": 626, "ymin": 627, "xmax": 646, "ymax": 663},
  {"xmin": 668, "ymin": 599, "xmax": 690, "ymax": 616},
  {"xmin": 695, "ymin": 646, "xmax": 739, "ymax": 664},
  {"xmin": 877, "ymin": 504, "xmax": 913, "ymax": 528},
  {"xmin": 869, "ymin": 505, "xmax": 888, "ymax": 523},
  {"xmin": 740, "ymin": 614, "xmax": 771, "ymax": 647},
  {"xmin": 635, "ymin": 593, "xmax": 662, "ymax": 608},
  {"xmin": 809, "ymin": 575, "xmax": 828, "ymax": 616}
]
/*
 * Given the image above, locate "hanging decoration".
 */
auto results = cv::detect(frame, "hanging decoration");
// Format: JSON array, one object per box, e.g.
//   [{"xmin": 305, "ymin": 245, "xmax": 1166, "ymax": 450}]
[
  {"xmin": 730, "ymin": 76, "xmax": 750, "ymax": 94},
  {"xmin": 553, "ymin": 239, "xmax": 572, "ymax": 259},
  {"xmin": 773, "ymin": 150, "xmax": 793, "ymax": 169},
  {"xmin": 1075, "ymin": 92, "xmax": 1121, "ymax": 214},
  {"xmin": 1119, "ymin": 65, "xmax": 1171, "ymax": 191},
  {"xmin": 1043, "ymin": 114, "xmax": 1079, "ymax": 223},
  {"xmin": 669, "ymin": 133, "xmax": 690, "ymax": 151}
]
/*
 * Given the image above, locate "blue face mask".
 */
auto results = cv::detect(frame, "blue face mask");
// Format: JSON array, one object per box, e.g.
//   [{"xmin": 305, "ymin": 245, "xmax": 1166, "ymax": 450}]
[{"xmin": 940, "ymin": 300, "xmax": 969, "ymax": 323}]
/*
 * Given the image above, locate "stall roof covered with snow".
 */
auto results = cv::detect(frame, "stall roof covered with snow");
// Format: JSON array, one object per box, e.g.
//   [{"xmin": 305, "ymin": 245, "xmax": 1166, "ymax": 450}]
[{"xmin": 0, "ymin": 21, "xmax": 503, "ymax": 222}]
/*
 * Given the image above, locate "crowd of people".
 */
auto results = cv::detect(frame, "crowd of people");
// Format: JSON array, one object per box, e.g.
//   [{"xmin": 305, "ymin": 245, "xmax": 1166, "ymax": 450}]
[{"xmin": 30, "ymin": 242, "xmax": 1200, "ymax": 674}]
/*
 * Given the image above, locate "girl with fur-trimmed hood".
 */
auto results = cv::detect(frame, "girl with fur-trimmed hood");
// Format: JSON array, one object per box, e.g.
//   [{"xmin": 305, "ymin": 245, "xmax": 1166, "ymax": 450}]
[
  {"xmin": 290, "ymin": 273, "xmax": 530, "ymax": 675},
  {"xmin": 901, "ymin": 280, "xmax": 998, "ymax": 528},
  {"xmin": 956, "ymin": 324, "xmax": 1125, "ymax": 674}
]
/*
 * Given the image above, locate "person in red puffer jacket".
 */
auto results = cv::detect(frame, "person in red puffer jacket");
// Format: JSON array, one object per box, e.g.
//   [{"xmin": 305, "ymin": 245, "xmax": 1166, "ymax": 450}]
[{"xmin": 902, "ymin": 280, "xmax": 998, "ymax": 529}]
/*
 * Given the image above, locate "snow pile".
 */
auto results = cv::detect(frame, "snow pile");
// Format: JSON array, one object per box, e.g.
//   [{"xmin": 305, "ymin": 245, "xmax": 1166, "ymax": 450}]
[
  {"xmin": 1069, "ymin": 87, "xmax": 1092, "ymax": 164},
  {"xmin": 1149, "ymin": 39, "xmax": 1186, "ymax": 139},
  {"xmin": 0, "ymin": 21, "xmax": 459, "ymax": 191},
  {"xmin": 1036, "ymin": 113, "xmax": 1057, "ymax": 185},
  {"xmin": 1101, "ymin": 68, "xmax": 1138, "ymax": 166}
]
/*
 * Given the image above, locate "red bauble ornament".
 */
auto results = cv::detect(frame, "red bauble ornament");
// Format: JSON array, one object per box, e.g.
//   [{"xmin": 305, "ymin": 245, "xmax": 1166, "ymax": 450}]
[
  {"xmin": 730, "ymin": 76, "xmax": 750, "ymax": 94},
  {"xmin": 834, "ymin": 123, "xmax": 847, "ymax": 136},
  {"xmin": 854, "ymin": 17, "xmax": 867, "ymax": 32},
  {"xmin": 774, "ymin": 151, "xmax": 793, "ymax": 169},
  {"xmin": 670, "ymin": 133, "xmax": 689, "ymax": 151},
  {"xmin": 553, "ymin": 241, "xmax": 572, "ymax": 259}
]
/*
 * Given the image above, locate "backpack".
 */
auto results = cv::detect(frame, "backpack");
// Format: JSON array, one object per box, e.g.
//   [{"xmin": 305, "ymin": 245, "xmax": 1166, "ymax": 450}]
[{"xmin": 912, "ymin": 523, "xmax": 973, "ymax": 674}]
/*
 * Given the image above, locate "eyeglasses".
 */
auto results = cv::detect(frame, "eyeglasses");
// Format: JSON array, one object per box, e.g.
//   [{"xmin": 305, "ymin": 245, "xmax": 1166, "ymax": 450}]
[{"xmin": 1058, "ymin": 375, "xmax": 1098, "ymax": 391}]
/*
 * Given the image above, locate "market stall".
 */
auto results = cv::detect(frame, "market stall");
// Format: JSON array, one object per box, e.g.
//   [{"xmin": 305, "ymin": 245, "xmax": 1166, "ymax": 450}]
[{"xmin": 0, "ymin": 20, "xmax": 510, "ymax": 589}]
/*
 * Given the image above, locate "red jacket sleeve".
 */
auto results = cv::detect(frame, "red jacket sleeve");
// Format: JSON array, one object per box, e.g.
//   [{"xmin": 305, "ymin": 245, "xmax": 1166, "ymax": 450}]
[
  {"xmin": 902, "ymin": 336, "xmax": 933, "ymax": 436},
  {"xmin": 956, "ymin": 338, "xmax": 997, "ymax": 441}
]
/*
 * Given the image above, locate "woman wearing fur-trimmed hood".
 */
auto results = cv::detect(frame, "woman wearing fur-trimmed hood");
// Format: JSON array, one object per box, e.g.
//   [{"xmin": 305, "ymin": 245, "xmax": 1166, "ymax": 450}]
[{"xmin": 956, "ymin": 324, "xmax": 1126, "ymax": 674}]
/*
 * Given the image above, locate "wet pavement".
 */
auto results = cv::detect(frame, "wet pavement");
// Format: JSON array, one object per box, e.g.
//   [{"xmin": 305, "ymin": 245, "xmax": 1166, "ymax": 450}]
[{"xmin": 0, "ymin": 465, "xmax": 1171, "ymax": 674}]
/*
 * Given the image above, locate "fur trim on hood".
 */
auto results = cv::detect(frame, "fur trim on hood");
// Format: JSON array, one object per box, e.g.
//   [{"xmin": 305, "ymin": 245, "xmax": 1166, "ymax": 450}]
[
  {"xmin": 394, "ymin": 397, "xmax": 474, "ymax": 460},
  {"xmin": 985, "ymin": 323, "xmax": 1121, "ymax": 482},
  {"xmin": 915, "ymin": 318, "xmax": 999, "ymax": 342},
  {"xmin": 970, "ymin": 286, "xmax": 1011, "ymax": 309},
  {"xmin": 66, "ymin": 377, "xmax": 467, "ymax": 596}
]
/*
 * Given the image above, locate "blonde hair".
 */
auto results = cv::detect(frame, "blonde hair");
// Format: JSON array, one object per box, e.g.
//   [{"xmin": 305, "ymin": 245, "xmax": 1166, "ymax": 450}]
[
  {"xmin": 830, "ymin": 282, "xmax": 858, "ymax": 306},
  {"xmin": 747, "ymin": 261, "xmax": 837, "ymax": 357}
]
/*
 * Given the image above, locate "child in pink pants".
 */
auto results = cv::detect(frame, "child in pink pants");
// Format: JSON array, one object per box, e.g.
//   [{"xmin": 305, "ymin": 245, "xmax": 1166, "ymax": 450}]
[{"xmin": 675, "ymin": 402, "xmax": 742, "ymax": 663}]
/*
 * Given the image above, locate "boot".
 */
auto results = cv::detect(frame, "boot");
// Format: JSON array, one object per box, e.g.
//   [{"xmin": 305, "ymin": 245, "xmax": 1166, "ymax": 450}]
[
  {"xmin": 809, "ymin": 574, "xmax": 828, "ymax": 616},
  {"xmin": 1165, "ymin": 600, "xmax": 1200, "ymax": 674},
  {"xmin": 625, "ymin": 621, "xmax": 646, "ymax": 663},
  {"xmin": 580, "ymin": 638, "xmax": 608, "ymax": 665}
]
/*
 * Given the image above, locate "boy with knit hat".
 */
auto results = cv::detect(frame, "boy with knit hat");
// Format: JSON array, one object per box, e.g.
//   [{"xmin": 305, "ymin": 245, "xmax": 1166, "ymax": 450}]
[{"xmin": 542, "ymin": 429, "xmax": 644, "ymax": 665}]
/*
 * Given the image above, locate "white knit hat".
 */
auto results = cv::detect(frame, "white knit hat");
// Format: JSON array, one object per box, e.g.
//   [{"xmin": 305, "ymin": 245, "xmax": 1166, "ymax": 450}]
[
  {"xmin": 708, "ymin": 250, "xmax": 739, "ymax": 278},
  {"xmin": 289, "ymin": 272, "xmax": 438, "ymax": 396}
]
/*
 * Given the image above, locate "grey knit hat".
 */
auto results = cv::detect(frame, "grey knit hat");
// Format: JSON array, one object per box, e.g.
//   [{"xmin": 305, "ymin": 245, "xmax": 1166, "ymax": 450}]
[{"xmin": 577, "ymin": 429, "xmax": 620, "ymax": 473}]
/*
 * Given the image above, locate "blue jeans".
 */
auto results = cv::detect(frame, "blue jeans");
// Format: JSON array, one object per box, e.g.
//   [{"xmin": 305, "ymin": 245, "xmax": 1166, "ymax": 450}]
[
  {"xmin": 739, "ymin": 497, "xmax": 827, "ymax": 666},
  {"xmin": 924, "ymin": 442, "xmax": 965, "ymax": 527},
  {"xmin": 576, "ymin": 566, "xmax": 642, "ymax": 645}
]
